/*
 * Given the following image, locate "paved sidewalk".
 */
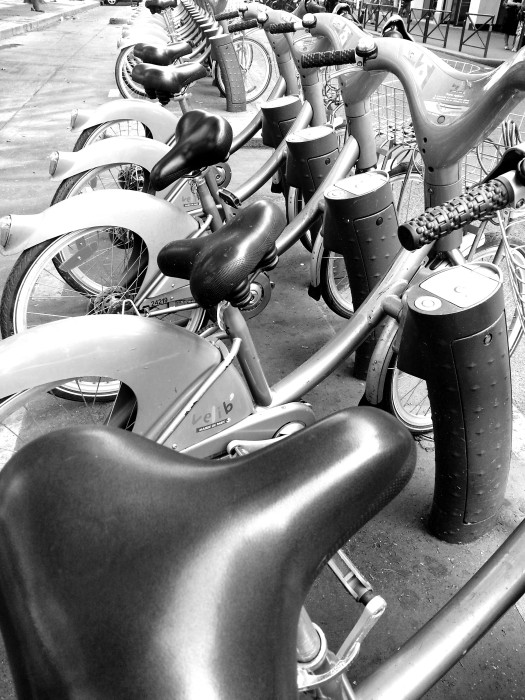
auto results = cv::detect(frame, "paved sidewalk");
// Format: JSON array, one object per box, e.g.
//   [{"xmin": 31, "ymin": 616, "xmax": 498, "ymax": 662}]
[{"xmin": 0, "ymin": 0, "xmax": 99, "ymax": 39}]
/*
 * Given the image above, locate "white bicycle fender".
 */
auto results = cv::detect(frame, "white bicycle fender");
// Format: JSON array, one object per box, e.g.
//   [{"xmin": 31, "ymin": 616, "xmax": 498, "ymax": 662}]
[
  {"xmin": 0, "ymin": 316, "xmax": 220, "ymax": 435},
  {"xmin": 52, "ymin": 137, "xmax": 172, "ymax": 197},
  {"xmin": 2, "ymin": 190, "xmax": 198, "ymax": 289},
  {"xmin": 0, "ymin": 315, "xmax": 255, "ymax": 449},
  {"xmin": 72, "ymin": 99, "xmax": 179, "ymax": 144}
]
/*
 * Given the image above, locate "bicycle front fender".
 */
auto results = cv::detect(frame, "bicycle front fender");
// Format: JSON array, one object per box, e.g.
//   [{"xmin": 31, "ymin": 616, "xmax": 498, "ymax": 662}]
[
  {"xmin": 0, "ymin": 316, "xmax": 216, "ymax": 436},
  {"xmin": 0, "ymin": 315, "xmax": 255, "ymax": 450},
  {"xmin": 72, "ymin": 99, "xmax": 178, "ymax": 144},
  {"xmin": 2, "ymin": 190, "xmax": 198, "ymax": 290},
  {"xmin": 52, "ymin": 137, "xmax": 173, "ymax": 197}
]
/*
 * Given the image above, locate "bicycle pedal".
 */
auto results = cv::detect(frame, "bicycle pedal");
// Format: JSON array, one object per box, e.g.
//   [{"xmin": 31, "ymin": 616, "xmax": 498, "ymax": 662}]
[
  {"xmin": 219, "ymin": 188, "xmax": 241, "ymax": 208},
  {"xmin": 328, "ymin": 549, "xmax": 374, "ymax": 602},
  {"xmin": 227, "ymin": 437, "xmax": 285, "ymax": 456},
  {"xmin": 227, "ymin": 422, "xmax": 304, "ymax": 456},
  {"xmin": 297, "ymin": 596, "xmax": 386, "ymax": 691}
]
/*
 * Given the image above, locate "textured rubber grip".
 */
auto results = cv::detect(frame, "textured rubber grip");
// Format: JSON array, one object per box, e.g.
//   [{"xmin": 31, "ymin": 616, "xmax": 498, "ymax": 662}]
[
  {"xmin": 398, "ymin": 179, "xmax": 511, "ymax": 251},
  {"xmin": 268, "ymin": 22, "xmax": 297, "ymax": 33},
  {"xmin": 228, "ymin": 18, "xmax": 258, "ymax": 32},
  {"xmin": 300, "ymin": 49, "xmax": 356, "ymax": 68},
  {"xmin": 216, "ymin": 9, "xmax": 239, "ymax": 20}
]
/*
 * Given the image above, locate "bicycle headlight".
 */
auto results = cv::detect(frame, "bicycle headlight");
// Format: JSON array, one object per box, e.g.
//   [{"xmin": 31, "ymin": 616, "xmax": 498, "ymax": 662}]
[
  {"xmin": 49, "ymin": 151, "xmax": 60, "ymax": 176},
  {"xmin": 0, "ymin": 216, "xmax": 12, "ymax": 249},
  {"xmin": 70, "ymin": 108, "xmax": 78, "ymax": 129}
]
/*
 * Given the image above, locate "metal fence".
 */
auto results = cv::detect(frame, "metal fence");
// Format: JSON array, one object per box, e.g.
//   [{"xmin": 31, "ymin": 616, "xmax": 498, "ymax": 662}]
[
  {"xmin": 407, "ymin": 9, "xmax": 452, "ymax": 47},
  {"xmin": 458, "ymin": 13, "xmax": 494, "ymax": 57}
]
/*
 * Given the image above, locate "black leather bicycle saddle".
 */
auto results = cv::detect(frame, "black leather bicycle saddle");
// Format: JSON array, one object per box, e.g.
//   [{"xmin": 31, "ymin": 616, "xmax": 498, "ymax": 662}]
[
  {"xmin": 133, "ymin": 41, "xmax": 192, "ymax": 65},
  {"xmin": 305, "ymin": 0, "xmax": 327, "ymax": 12},
  {"xmin": 132, "ymin": 62, "xmax": 207, "ymax": 105},
  {"xmin": 150, "ymin": 109, "xmax": 233, "ymax": 187},
  {"xmin": 0, "ymin": 408, "xmax": 415, "ymax": 700},
  {"xmin": 382, "ymin": 14, "xmax": 413, "ymax": 41},
  {"xmin": 158, "ymin": 199, "xmax": 285, "ymax": 307},
  {"xmin": 145, "ymin": 0, "xmax": 177, "ymax": 14}
]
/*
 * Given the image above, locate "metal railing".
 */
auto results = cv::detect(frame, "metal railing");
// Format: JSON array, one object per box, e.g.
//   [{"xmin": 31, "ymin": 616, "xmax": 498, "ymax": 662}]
[
  {"xmin": 359, "ymin": 2, "xmax": 398, "ymax": 32},
  {"xmin": 406, "ymin": 8, "xmax": 452, "ymax": 46},
  {"xmin": 458, "ymin": 13, "xmax": 494, "ymax": 57}
]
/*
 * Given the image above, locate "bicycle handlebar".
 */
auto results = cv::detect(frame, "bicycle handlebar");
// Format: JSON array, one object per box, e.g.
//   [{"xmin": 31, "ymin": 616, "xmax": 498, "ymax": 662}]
[
  {"xmin": 228, "ymin": 18, "xmax": 258, "ymax": 31},
  {"xmin": 268, "ymin": 21, "xmax": 298, "ymax": 33},
  {"xmin": 301, "ymin": 49, "xmax": 356, "ymax": 67},
  {"xmin": 398, "ymin": 179, "xmax": 513, "ymax": 250},
  {"xmin": 216, "ymin": 9, "xmax": 239, "ymax": 20}
]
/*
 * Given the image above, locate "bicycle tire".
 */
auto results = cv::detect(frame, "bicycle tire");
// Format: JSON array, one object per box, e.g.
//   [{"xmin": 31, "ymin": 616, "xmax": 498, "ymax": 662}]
[
  {"xmin": 52, "ymin": 164, "xmax": 151, "ymax": 204},
  {"xmin": 73, "ymin": 122, "xmax": 153, "ymax": 151},
  {"xmin": 0, "ymin": 232, "xmax": 205, "ymax": 398},
  {"xmin": 49, "ymin": 166, "xmax": 153, "ymax": 292},
  {"xmin": 286, "ymin": 187, "xmax": 313, "ymax": 252},
  {"xmin": 380, "ymin": 238, "xmax": 525, "ymax": 435},
  {"xmin": 320, "ymin": 250, "xmax": 353, "ymax": 319},
  {"xmin": 0, "ymin": 378, "xmax": 137, "ymax": 468},
  {"xmin": 216, "ymin": 35, "xmax": 274, "ymax": 103},
  {"xmin": 115, "ymin": 46, "xmax": 148, "ymax": 100}
]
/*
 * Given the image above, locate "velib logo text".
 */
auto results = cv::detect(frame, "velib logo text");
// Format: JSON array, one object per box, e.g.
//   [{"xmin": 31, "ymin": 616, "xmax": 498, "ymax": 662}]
[{"xmin": 193, "ymin": 400, "xmax": 234, "ymax": 433}]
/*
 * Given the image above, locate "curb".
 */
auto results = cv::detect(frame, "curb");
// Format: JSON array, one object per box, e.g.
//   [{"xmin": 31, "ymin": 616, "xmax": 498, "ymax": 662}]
[{"xmin": 0, "ymin": 0, "xmax": 100, "ymax": 40}]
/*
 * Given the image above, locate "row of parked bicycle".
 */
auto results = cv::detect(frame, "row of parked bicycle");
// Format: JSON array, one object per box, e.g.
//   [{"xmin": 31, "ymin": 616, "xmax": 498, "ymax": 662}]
[{"xmin": 1, "ymin": 0, "xmax": 525, "ymax": 697}]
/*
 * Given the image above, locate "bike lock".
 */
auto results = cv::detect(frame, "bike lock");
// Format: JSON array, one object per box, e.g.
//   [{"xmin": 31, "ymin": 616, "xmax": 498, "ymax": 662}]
[
  {"xmin": 286, "ymin": 125, "xmax": 339, "ymax": 242},
  {"xmin": 323, "ymin": 171, "xmax": 402, "ymax": 379},
  {"xmin": 397, "ymin": 262, "xmax": 512, "ymax": 543},
  {"xmin": 261, "ymin": 95, "xmax": 303, "ymax": 148}
]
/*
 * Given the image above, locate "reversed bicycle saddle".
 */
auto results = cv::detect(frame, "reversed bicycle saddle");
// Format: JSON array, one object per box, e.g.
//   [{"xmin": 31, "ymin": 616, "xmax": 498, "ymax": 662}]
[
  {"xmin": 150, "ymin": 109, "xmax": 233, "ymax": 187},
  {"xmin": 133, "ymin": 41, "xmax": 193, "ymax": 65},
  {"xmin": 158, "ymin": 199, "xmax": 285, "ymax": 307},
  {"xmin": 145, "ymin": 0, "xmax": 177, "ymax": 14},
  {"xmin": 132, "ymin": 62, "xmax": 207, "ymax": 105},
  {"xmin": 0, "ymin": 408, "xmax": 415, "ymax": 700},
  {"xmin": 382, "ymin": 14, "xmax": 413, "ymax": 41}
]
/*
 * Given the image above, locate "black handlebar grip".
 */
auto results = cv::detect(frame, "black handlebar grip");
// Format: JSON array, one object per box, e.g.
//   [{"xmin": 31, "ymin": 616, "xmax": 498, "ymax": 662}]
[
  {"xmin": 216, "ymin": 9, "xmax": 239, "ymax": 20},
  {"xmin": 300, "ymin": 49, "xmax": 356, "ymax": 68},
  {"xmin": 228, "ymin": 18, "xmax": 258, "ymax": 32},
  {"xmin": 398, "ymin": 179, "xmax": 512, "ymax": 251},
  {"xmin": 268, "ymin": 22, "xmax": 297, "ymax": 33}
]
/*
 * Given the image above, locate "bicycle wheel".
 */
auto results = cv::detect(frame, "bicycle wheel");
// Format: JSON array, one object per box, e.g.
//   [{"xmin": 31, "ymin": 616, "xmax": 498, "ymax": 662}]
[
  {"xmin": 73, "ymin": 121, "xmax": 153, "ymax": 151},
  {"xmin": 383, "ymin": 238, "xmax": 525, "ymax": 434},
  {"xmin": 0, "ymin": 229, "xmax": 204, "ymax": 346},
  {"xmin": 0, "ymin": 378, "xmax": 137, "ymax": 469},
  {"xmin": 286, "ymin": 187, "xmax": 314, "ymax": 252},
  {"xmin": 320, "ymin": 251, "xmax": 353, "ymax": 318},
  {"xmin": 319, "ymin": 167, "xmax": 425, "ymax": 318},
  {"xmin": 216, "ymin": 36, "xmax": 274, "ymax": 103},
  {"xmin": 51, "ymin": 164, "xmax": 151, "ymax": 204},
  {"xmin": 115, "ymin": 46, "xmax": 148, "ymax": 100}
]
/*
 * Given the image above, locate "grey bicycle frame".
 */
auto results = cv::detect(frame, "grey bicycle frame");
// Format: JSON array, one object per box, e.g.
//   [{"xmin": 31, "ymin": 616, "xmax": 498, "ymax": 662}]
[{"xmin": 365, "ymin": 38, "xmax": 525, "ymax": 240}]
